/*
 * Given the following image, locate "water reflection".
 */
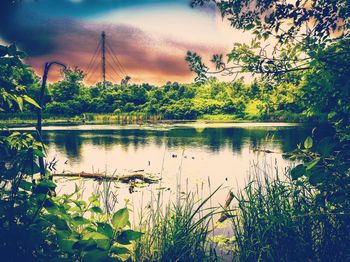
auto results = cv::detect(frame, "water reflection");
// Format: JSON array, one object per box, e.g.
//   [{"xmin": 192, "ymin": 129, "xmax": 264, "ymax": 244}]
[
  {"xmin": 42, "ymin": 125, "xmax": 312, "ymax": 162},
  {"xmin": 37, "ymin": 123, "xmax": 334, "ymax": 221}
]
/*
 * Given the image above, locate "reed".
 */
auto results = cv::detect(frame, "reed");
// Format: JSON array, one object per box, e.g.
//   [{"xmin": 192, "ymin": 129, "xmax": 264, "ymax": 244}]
[
  {"xmin": 222, "ymin": 161, "xmax": 350, "ymax": 261},
  {"xmin": 133, "ymin": 188, "xmax": 219, "ymax": 261}
]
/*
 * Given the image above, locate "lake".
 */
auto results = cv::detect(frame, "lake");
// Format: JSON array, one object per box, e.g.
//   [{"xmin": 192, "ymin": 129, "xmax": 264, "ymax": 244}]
[{"xmin": 14, "ymin": 122, "xmax": 319, "ymax": 219}]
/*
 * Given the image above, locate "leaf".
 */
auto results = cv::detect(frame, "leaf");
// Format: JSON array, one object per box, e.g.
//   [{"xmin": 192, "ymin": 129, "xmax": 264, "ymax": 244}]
[
  {"xmin": 73, "ymin": 239, "xmax": 97, "ymax": 251},
  {"xmin": 43, "ymin": 214, "xmax": 70, "ymax": 230},
  {"xmin": 317, "ymin": 137, "xmax": 336, "ymax": 157},
  {"xmin": 19, "ymin": 180, "xmax": 32, "ymax": 191},
  {"xmin": 97, "ymin": 223, "xmax": 114, "ymax": 238},
  {"xmin": 245, "ymin": 23, "xmax": 255, "ymax": 30},
  {"xmin": 112, "ymin": 208, "xmax": 129, "ymax": 229},
  {"xmin": 16, "ymin": 96, "xmax": 23, "ymax": 111},
  {"xmin": 37, "ymin": 179, "xmax": 57, "ymax": 190},
  {"xmin": 90, "ymin": 206, "xmax": 103, "ymax": 214},
  {"xmin": 305, "ymin": 157, "xmax": 320, "ymax": 170},
  {"xmin": 83, "ymin": 232, "xmax": 109, "ymax": 241},
  {"xmin": 83, "ymin": 232, "xmax": 110, "ymax": 250},
  {"xmin": 304, "ymin": 136, "xmax": 313, "ymax": 149},
  {"xmin": 291, "ymin": 164, "xmax": 306, "ymax": 180},
  {"xmin": 72, "ymin": 216, "xmax": 90, "ymax": 225},
  {"xmin": 23, "ymin": 95, "xmax": 41, "ymax": 108},
  {"xmin": 33, "ymin": 148, "xmax": 46, "ymax": 157},
  {"xmin": 110, "ymin": 245, "xmax": 130, "ymax": 255},
  {"xmin": 122, "ymin": 229, "xmax": 143, "ymax": 240},
  {"xmin": 58, "ymin": 238, "xmax": 77, "ymax": 253},
  {"xmin": 117, "ymin": 230, "xmax": 143, "ymax": 245}
]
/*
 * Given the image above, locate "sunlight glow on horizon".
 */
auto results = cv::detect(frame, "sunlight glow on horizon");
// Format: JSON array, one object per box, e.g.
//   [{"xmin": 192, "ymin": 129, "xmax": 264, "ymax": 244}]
[{"xmin": 4, "ymin": 1, "xmax": 255, "ymax": 85}]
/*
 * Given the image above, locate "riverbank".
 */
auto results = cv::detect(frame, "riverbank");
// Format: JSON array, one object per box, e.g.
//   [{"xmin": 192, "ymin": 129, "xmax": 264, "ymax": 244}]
[{"xmin": 0, "ymin": 111, "xmax": 326, "ymax": 127}]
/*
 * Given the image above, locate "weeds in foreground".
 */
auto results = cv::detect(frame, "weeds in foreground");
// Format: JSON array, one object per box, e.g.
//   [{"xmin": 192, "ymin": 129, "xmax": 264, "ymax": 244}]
[
  {"xmin": 133, "ymin": 187, "xmax": 220, "ymax": 262},
  {"xmin": 222, "ymin": 161, "xmax": 350, "ymax": 261}
]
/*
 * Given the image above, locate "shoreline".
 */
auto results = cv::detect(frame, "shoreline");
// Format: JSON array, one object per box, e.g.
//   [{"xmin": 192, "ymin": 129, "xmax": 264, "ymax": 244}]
[{"xmin": 1, "ymin": 113, "xmax": 321, "ymax": 128}]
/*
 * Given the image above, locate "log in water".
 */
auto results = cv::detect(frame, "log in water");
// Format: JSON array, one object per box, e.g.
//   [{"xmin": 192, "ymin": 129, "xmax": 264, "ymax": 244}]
[{"xmin": 53, "ymin": 172, "xmax": 160, "ymax": 184}]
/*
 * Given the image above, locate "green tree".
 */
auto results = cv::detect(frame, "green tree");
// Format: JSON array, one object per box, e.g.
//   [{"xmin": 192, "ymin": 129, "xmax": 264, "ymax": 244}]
[{"xmin": 50, "ymin": 67, "xmax": 85, "ymax": 103}]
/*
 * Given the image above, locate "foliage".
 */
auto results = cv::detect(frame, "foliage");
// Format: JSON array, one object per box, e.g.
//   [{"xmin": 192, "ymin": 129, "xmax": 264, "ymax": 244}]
[
  {"xmin": 17, "ymin": 74, "xmax": 310, "ymax": 122},
  {"xmin": 299, "ymin": 39, "xmax": 350, "ymax": 139},
  {"xmin": 186, "ymin": 1, "xmax": 350, "ymax": 261},
  {"xmin": 134, "ymin": 190, "xmax": 218, "ymax": 261},
  {"xmin": 223, "ymin": 162, "xmax": 350, "ymax": 261},
  {"xmin": 0, "ymin": 44, "xmax": 142, "ymax": 261},
  {"xmin": 187, "ymin": 0, "xmax": 350, "ymax": 135},
  {"xmin": 192, "ymin": 0, "xmax": 349, "ymax": 42},
  {"xmin": 0, "ymin": 43, "xmax": 39, "ymax": 112},
  {"xmin": 190, "ymin": 0, "xmax": 349, "ymax": 77}
]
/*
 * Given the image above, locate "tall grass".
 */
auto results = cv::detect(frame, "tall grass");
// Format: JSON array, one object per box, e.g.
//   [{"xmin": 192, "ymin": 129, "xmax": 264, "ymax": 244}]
[
  {"xmin": 133, "ymin": 186, "xmax": 220, "ymax": 261},
  {"xmin": 64, "ymin": 157, "xmax": 349, "ymax": 261},
  {"xmin": 223, "ymin": 161, "xmax": 350, "ymax": 261}
]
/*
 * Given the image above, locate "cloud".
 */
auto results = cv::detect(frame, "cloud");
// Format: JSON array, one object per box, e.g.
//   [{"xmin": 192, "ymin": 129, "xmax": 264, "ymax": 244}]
[
  {"xmin": 22, "ymin": 19, "xmax": 216, "ymax": 85},
  {"xmin": 0, "ymin": 0, "xmax": 237, "ymax": 85}
]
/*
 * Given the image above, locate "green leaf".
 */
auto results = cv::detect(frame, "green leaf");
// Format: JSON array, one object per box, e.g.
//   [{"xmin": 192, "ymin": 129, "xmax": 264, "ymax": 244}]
[
  {"xmin": 37, "ymin": 179, "xmax": 57, "ymax": 190},
  {"xmin": 33, "ymin": 149, "xmax": 46, "ymax": 157},
  {"xmin": 305, "ymin": 157, "xmax": 320, "ymax": 170},
  {"xmin": 83, "ymin": 232, "xmax": 110, "ymax": 250},
  {"xmin": 72, "ymin": 216, "xmax": 90, "ymax": 225},
  {"xmin": 16, "ymin": 96, "xmax": 23, "ymax": 111},
  {"xmin": 317, "ymin": 137, "xmax": 336, "ymax": 157},
  {"xmin": 291, "ymin": 164, "xmax": 306, "ymax": 180},
  {"xmin": 58, "ymin": 238, "xmax": 77, "ymax": 253},
  {"xmin": 112, "ymin": 208, "xmax": 129, "ymax": 229},
  {"xmin": 245, "ymin": 23, "xmax": 255, "ymax": 30},
  {"xmin": 73, "ymin": 239, "xmax": 97, "ymax": 251},
  {"xmin": 23, "ymin": 95, "xmax": 41, "ymax": 108},
  {"xmin": 304, "ymin": 136, "xmax": 313, "ymax": 149},
  {"xmin": 43, "ymin": 214, "xmax": 70, "ymax": 230},
  {"xmin": 19, "ymin": 180, "xmax": 32, "ymax": 191},
  {"xmin": 83, "ymin": 232, "xmax": 109, "ymax": 241},
  {"xmin": 97, "ymin": 223, "xmax": 114, "ymax": 238},
  {"xmin": 117, "ymin": 229, "xmax": 143, "ymax": 245},
  {"xmin": 110, "ymin": 245, "xmax": 130, "ymax": 255},
  {"xmin": 90, "ymin": 206, "xmax": 103, "ymax": 214}
]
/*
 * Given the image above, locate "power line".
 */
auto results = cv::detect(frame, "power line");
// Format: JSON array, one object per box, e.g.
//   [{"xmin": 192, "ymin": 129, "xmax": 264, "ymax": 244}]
[
  {"xmin": 106, "ymin": 59, "xmax": 123, "ymax": 81},
  {"xmin": 106, "ymin": 48, "xmax": 125, "ymax": 79},
  {"xmin": 85, "ymin": 31, "xmax": 130, "ymax": 86},
  {"xmin": 86, "ymin": 41, "xmax": 101, "ymax": 77},
  {"xmin": 106, "ymin": 46, "xmax": 125, "ymax": 78},
  {"xmin": 86, "ymin": 58, "xmax": 100, "ymax": 84},
  {"xmin": 86, "ymin": 52, "xmax": 100, "ymax": 80},
  {"xmin": 106, "ymin": 72, "xmax": 118, "ymax": 84},
  {"xmin": 101, "ymin": 31, "xmax": 106, "ymax": 87},
  {"xmin": 106, "ymin": 42, "xmax": 128, "ymax": 76}
]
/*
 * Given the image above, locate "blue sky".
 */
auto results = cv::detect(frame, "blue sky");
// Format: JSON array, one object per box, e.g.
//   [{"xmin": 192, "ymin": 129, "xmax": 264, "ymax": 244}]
[{"xmin": 0, "ymin": 0, "xmax": 251, "ymax": 84}]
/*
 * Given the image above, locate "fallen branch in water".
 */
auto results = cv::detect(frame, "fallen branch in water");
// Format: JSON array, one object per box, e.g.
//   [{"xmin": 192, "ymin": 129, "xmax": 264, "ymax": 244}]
[
  {"xmin": 53, "ymin": 172, "xmax": 160, "ymax": 184},
  {"xmin": 253, "ymin": 148, "xmax": 276, "ymax": 154}
]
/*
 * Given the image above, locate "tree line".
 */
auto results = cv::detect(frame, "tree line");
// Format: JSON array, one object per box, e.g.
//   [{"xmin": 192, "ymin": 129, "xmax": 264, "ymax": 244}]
[{"xmin": 7, "ymin": 65, "xmax": 324, "ymax": 122}]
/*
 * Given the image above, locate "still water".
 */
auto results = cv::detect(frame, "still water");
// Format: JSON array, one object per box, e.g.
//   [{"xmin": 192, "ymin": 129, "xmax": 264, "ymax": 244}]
[
  {"xmin": 22, "ymin": 122, "xmax": 313, "ymax": 206},
  {"xmin": 15, "ymin": 123, "xmax": 317, "ymax": 215}
]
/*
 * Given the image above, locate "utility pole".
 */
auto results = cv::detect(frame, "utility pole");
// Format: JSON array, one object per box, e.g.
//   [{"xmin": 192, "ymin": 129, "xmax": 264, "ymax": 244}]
[{"xmin": 101, "ymin": 31, "xmax": 106, "ymax": 87}]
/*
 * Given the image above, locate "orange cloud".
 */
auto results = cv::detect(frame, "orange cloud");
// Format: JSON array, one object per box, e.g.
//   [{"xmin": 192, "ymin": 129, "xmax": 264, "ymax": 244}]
[{"xmin": 24, "ymin": 20, "xmax": 230, "ymax": 86}]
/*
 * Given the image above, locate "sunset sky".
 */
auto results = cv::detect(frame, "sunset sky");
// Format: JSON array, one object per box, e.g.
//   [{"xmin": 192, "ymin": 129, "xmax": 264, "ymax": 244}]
[{"xmin": 0, "ymin": 0, "xmax": 253, "ymax": 85}]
